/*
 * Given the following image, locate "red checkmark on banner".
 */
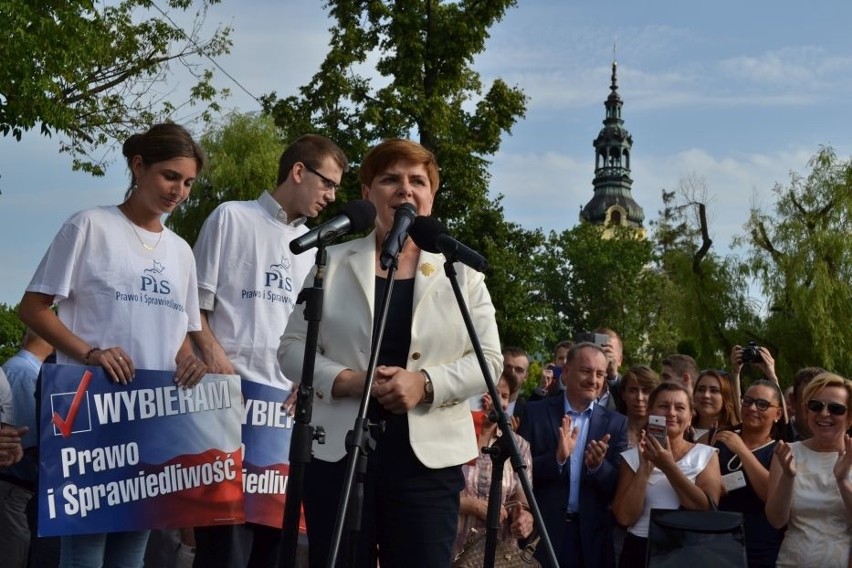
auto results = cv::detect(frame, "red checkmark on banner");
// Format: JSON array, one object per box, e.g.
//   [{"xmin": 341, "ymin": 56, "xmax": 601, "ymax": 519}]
[{"xmin": 52, "ymin": 370, "xmax": 93, "ymax": 438}]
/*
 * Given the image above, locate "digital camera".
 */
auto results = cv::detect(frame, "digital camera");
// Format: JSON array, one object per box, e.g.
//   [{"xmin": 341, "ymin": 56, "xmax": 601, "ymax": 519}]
[{"xmin": 741, "ymin": 341, "xmax": 762, "ymax": 364}]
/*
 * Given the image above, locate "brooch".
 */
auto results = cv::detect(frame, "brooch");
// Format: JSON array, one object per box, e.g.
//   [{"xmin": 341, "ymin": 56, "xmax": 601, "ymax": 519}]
[{"xmin": 420, "ymin": 262, "xmax": 436, "ymax": 276}]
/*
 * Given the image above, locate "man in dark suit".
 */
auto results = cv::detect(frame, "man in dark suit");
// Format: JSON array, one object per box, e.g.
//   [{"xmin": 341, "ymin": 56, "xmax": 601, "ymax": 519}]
[{"xmin": 519, "ymin": 342, "xmax": 628, "ymax": 568}]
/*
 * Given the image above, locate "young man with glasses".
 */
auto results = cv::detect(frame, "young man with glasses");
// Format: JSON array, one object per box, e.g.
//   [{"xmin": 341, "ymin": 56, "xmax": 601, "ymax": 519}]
[{"xmin": 190, "ymin": 134, "xmax": 349, "ymax": 568}]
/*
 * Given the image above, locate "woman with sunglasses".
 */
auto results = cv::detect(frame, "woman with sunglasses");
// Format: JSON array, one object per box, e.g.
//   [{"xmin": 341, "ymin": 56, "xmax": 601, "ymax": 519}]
[
  {"xmin": 713, "ymin": 380, "xmax": 785, "ymax": 567},
  {"xmin": 766, "ymin": 373, "xmax": 852, "ymax": 568}
]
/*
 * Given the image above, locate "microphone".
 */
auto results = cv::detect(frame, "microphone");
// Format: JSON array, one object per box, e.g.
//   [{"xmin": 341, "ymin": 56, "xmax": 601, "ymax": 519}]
[
  {"xmin": 290, "ymin": 199, "xmax": 376, "ymax": 254},
  {"xmin": 409, "ymin": 216, "xmax": 489, "ymax": 272},
  {"xmin": 379, "ymin": 203, "xmax": 417, "ymax": 270}
]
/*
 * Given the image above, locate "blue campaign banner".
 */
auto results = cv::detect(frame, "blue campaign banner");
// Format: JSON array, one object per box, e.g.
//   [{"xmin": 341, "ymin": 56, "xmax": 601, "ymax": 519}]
[
  {"xmin": 38, "ymin": 364, "xmax": 244, "ymax": 536},
  {"xmin": 240, "ymin": 380, "xmax": 297, "ymax": 529}
]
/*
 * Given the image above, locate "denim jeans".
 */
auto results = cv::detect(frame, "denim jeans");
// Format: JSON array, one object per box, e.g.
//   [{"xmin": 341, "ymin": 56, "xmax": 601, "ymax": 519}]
[{"xmin": 59, "ymin": 530, "xmax": 150, "ymax": 568}]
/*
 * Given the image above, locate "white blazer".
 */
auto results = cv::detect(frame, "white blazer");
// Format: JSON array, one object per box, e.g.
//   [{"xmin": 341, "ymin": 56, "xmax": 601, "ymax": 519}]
[{"xmin": 278, "ymin": 233, "xmax": 502, "ymax": 468}]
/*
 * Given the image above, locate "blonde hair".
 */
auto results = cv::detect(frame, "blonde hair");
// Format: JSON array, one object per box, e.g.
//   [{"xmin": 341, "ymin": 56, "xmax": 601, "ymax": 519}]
[{"xmin": 802, "ymin": 372, "xmax": 852, "ymax": 425}]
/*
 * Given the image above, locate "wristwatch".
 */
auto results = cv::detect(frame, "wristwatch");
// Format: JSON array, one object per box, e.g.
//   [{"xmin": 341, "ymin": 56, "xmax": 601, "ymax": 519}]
[{"xmin": 422, "ymin": 370, "xmax": 434, "ymax": 404}]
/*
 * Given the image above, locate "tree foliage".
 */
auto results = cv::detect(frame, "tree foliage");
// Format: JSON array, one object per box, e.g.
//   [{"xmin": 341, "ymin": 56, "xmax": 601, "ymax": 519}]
[
  {"xmin": 0, "ymin": 0, "xmax": 231, "ymax": 175},
  {"xmin": 539, "ymin": 223, "xmax": 658, "ymax": 364},
  {"xmin": 649, "ymin": 182, "xmax": 760, "ymax": 372},
  {"xmin": 167, "ymin": 112, "xmax": 284, "ymax": 245},
  {"xmin": 261, "ymin": 0, "xmax": 549, "ymax": 351},
  {"xmin": 0, "ymin": 303, "xmax": 25, "ymax": 362},
  {"xmin": 742, "ymin": 146, "xmax": 852, "ymax": 376}
]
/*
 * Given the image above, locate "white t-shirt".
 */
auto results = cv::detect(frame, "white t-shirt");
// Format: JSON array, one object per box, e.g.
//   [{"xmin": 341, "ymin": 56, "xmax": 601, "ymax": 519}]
[
  {"xmin": 0, "ymin": 368, "xmax": 13, "ymax": 424},
  {"xmin": 621, "ymin": 443, "xmax": 717, "ymax": 538},
  {"xmin": 27, "ymin": 206, "xmax": 200, "ymax": 370},
  {"xmin": 193, "ymin": 192, "xmax": 312, "ymax": 388}
]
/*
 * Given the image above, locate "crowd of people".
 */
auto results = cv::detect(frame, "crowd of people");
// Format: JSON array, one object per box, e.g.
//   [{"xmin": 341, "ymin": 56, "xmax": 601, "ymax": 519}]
[{"xmin": 0, "ymin": 123, "xmax": 849, "ymax": 568}]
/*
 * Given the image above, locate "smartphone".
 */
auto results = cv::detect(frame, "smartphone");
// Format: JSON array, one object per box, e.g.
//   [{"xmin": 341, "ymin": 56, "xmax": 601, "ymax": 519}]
[
  {"xmin": 647, "ymin": 415, "xmax": 667, "ymax": 446},
  {"xmin": 574, "ymin": 332, "xmax": 610, "ymax": 347}
]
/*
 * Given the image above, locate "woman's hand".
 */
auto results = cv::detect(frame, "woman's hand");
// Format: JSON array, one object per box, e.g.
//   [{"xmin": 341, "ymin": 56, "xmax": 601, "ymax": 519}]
[
  {"xmin": 834, "ymin": 434, "xmax": 852, "ymax": 483},
  {"xmin": 510, "ymin": 506, "xmax": 533, "ymax": 539},
  {"xmin": 635, "ymin": 431, "xmax": 654, "ymax": 476},
  {"xmin": 713, "ymin": 430, "xmax": 748, "ymax": 456},
  {"xmin": 644, "ymin": 430, "xmax": 676, "ymax": 471},
  {"xmin": 371, "ymin": 366, "xmax": 425, "ymax": 414},
  {"xmin": 729, "ymin": 345, "xmax": 743, "ymax": 378},
  {"xmin": 89, "ymin": 346, "xmax": 135, "ymax": 385},
  {"xmin": 774, "ymin": 440, "xmax": 797, "ymax": 478}
]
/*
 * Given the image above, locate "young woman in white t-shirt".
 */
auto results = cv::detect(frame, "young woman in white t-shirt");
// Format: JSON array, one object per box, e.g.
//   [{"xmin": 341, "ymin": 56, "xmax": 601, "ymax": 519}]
[
  {"xmin": 19, "ymin": 123, "xmax": 209, "ymax": 568},
  {"xmin": 613, "ymin": 381, "xmax": 722, "ymax": 568}
]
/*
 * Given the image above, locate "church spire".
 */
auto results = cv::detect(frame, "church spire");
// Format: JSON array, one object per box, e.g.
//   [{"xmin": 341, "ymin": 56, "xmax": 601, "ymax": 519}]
[{"xmin": 579, "ymin": 57, "xmax": 645, "ymax": 231}]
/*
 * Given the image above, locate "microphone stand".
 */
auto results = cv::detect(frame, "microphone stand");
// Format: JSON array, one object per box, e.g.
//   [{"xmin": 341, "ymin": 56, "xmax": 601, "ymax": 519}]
[
  {"xmin": 479, "ymin": 425, "xmax": 512, "ymax": 568},
  {"xmin": 326, "ymin": 256, "xmax": 399, "ymax": 568},
  {"xmin": 278, "ymin": 246, "xmax": 329, "ymax": 568},
  {"xmin": 441, "ymin": 259, "xmax": 559, "ymax": 568}
]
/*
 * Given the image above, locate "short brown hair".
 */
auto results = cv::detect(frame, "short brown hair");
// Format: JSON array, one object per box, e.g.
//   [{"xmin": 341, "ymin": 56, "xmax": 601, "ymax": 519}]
[
  {"xmin": 617, "ymin": 365, "xmax": 660, "ymax": 415},
  {"xmin": 662, "ymin": 354, "xmax": 698, "ymax": 383},
  {"xmin": 792, "ymin": 366, "xmax": 827, "ymax": 401},
  {"xmin": 358, "ymin": 139, "xmax": 440, "ymax": 194},
  {"xmin": 277, "ymin": 134, "xmax": 349, "ymax": 185}
]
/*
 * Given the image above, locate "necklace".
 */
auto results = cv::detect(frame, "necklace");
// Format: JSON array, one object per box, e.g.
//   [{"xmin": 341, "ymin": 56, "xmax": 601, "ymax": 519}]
[{"xmin": 120, "ymin": 205, "xmax": 163, "ymax": 250}]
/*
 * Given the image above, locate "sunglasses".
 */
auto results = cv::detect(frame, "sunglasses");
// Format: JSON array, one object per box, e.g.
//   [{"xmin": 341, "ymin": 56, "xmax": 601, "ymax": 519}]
[
  {"xmin": 741, "ymin": 396, "xmax": 776, "ymax": 412},
  {"xmin": 806, "ymin": 399, "xmax": 848, "ymax": 416}
]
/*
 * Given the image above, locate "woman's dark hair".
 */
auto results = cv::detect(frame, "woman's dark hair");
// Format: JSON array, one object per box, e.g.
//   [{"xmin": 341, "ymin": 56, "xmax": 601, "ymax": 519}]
[
  {"xmin": 744, "ymin": 379, "xmax": 787, "ymax": 440},
  {"xmin": 648, "ymin": 381, "xmax": 693, "ymax": 412},
  {"xmin": 617, "ymin": 365, "xmax": 660, "ymax": 415},
  {"xmin": 122, "ymin": 123, "xmax": 206, "ymax": 193},
  {"xmin": 691, "ymin": 369, "xmax": 738, "ymax": 430}
]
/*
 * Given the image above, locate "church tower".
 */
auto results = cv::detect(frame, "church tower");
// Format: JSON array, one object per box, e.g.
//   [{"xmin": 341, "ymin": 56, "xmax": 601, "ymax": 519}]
[{"xmin": 579, "ymin": 60, "xmax": 645, "ymax": 235}]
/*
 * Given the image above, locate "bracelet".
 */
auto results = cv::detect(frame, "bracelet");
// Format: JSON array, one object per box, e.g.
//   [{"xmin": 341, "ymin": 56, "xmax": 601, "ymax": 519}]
[{"xmin": 84, "ymin": 347, "xmax": 100, "ymax": 365}]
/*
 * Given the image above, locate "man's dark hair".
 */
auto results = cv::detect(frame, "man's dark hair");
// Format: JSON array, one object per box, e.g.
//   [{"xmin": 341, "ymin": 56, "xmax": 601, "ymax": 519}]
[
  {"xmin": 502, "ymin": 346, "xmax": 527, "ymax": 359},
  {"xmin": 791, "ymin": 366, "xmax": 827, "ymax": 400}
]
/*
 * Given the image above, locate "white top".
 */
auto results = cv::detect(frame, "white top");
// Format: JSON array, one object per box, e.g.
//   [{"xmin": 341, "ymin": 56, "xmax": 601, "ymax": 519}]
[
  {"xmin": 194, "ymin": 192, "xmax": 312, "ymax": 388},
  {"xmin": 777, "ymin": 442, "xmax": 852, "ymax": 568},
  {"xmin": 0, "ymin": 368, "xmax": 13, "ymax": 424},
  {"xmin": 27, "ymin": 206, "xmax": 200, "ymax": 370},
  {"xmin": 622, "ymin": 443, "xmax": 717, "ymax": 538}
]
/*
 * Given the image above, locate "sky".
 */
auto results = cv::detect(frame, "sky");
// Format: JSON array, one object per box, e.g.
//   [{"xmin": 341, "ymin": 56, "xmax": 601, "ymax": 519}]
[{"xmin": 3, "ymin": 0, "xmax": 852, "ymax": 307}]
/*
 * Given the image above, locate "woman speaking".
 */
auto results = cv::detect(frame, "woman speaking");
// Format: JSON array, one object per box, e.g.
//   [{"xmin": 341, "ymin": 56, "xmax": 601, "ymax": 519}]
[{"xmin": 278, "ymin": 139, "xmax": 502, "ymax": 568}]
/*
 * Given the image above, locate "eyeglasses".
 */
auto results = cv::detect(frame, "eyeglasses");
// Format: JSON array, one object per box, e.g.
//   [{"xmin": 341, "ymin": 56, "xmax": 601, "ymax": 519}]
[
  {"xmin": 303, "ymin": 164, "xmax": 340, "ymax": 194},
  {"xmin": 741, "ymin": 396, "xmax": 776, "ymax": 412},
  {"xmin": 806, "ymin": 399, "xmax": 848, "ymax": 416}
]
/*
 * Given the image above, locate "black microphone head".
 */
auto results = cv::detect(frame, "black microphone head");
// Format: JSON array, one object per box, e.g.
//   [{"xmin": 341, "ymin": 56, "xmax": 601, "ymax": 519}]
[
  {"xmin": 409, "ymin": 215, "xmax": 446, "ymax": 253},
  {"xmin": 341, "ymin": 199, "xmax": 377, "ymax": 232},
  {"xmin": 396, "ymin": 202, "xmax": 417, "ymax": 220}
]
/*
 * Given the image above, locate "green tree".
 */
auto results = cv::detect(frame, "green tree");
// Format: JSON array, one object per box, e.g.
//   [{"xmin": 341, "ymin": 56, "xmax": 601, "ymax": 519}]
[
  {"xmin": 0, "ymin": 303, "xmax": 25, "ymax": 362},
  {"xmin": 650, "ymin": 183, "xmax": 759, "ymax": 372},
  {"xmin": 742, "ymin": 146, "xmax": 852, "ymax": 376},
  {"xmin": 167, "ymin": 112, "xmax": 284, "ymax": 245},
  {"xmin": 539, "ymin": 223, "xmax": 658, "ymax": 365},
  {"xmin": 1, "ymin": 0, "xmax": 231, "ymax": 175},
  {"xmin": 262, "ymin": 0, "xmax": 552, "ymax": 350}
]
